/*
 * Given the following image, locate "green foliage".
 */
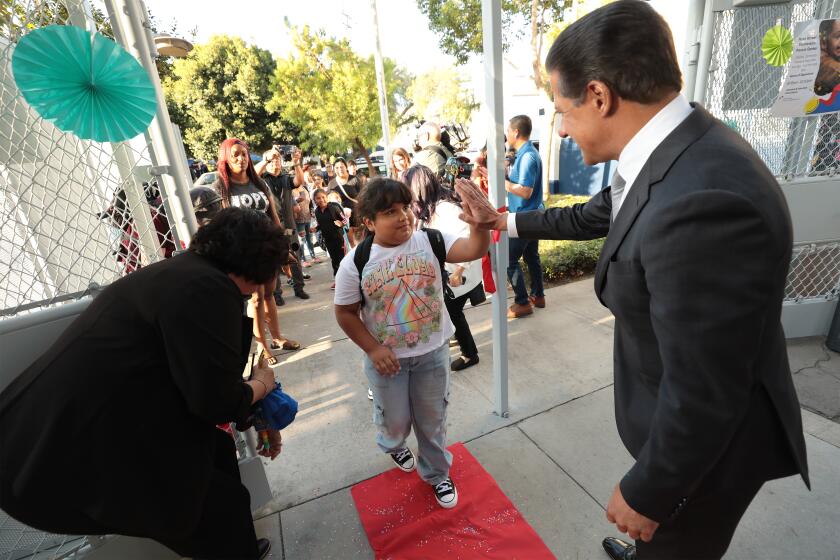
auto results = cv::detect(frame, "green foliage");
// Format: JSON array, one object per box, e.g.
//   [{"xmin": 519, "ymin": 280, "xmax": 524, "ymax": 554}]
[
  {"xmin": 163, "ymin": 35, "xmax": 278, "ymax": 160},
  {"xmin": 406, "ymin": 68, "xmax": 479, "ymax": 124},
  {"xmin": 417, "ymin": 0, "xmax": 570, "ymax": 65},
  {"xmin": 1, "ymin": 1, "xmax": 112, "ymax": 40},
  {"xmin": 270, "ymin": 25, "xmax": 412, "ymax": 157},
  {"xmin": 536, "ymin": 194, "xmax": 604, "ymax": 283}
]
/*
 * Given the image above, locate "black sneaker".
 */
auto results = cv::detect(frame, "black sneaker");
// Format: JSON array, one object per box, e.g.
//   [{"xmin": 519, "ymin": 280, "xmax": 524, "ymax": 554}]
[
  {"xmin": 389, "ymin": 448, "xmax": 416, "ymax": 472},
  {"xmin": 273, "ymin": 293, "xmax": 285, "ymax": 306},
  {"xmin": 302, "ymin": 272, "xmax": 311, "ymax": 280},
  {"xmin": 451, "ymin": 355, "xmax": 479, "ymax": 371},
  {"xmin": 294, "ymin": 289, "xmax": 310, "ymax": 300},
  {"xmin": 433, "ymin": 478, "xmax": 458, "ymax": 508}
]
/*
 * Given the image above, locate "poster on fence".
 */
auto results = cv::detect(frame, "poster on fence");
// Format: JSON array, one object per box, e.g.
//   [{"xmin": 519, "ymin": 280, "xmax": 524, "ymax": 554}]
[{"xmin": 771, "ymin": 19, "xmax": 840, "ymax": 117}]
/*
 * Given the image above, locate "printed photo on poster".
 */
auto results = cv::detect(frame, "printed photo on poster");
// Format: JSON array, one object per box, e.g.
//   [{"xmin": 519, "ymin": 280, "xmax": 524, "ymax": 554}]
[{"xmin": 771, "ymin": 19, "xmax": 840, "ymax": 117}]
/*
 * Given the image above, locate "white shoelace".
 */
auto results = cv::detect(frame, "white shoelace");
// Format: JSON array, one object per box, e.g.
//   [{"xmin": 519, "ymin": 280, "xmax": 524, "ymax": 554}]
[{"xmin": 435, "ymin": 479, "xmax": 454, "ymax": 494}]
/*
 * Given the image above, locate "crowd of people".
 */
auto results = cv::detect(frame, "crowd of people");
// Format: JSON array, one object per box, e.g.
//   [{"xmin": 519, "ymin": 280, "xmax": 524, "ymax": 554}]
[{"xmin": 0, "ymin": 2, "xmax": 815, "ymax": 559}]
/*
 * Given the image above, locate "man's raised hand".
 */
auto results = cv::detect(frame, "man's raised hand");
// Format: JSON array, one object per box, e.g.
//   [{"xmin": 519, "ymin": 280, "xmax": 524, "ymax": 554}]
[{"xmin": 454, "ymin": 178, "xmax": 506, "ymax": 231}]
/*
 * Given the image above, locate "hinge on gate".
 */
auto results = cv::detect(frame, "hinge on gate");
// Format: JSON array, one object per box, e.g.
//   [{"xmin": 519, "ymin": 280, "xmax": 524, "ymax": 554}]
[{"xmin": 149, "ymin": 165, "xmax": 171, "ymax": 176}]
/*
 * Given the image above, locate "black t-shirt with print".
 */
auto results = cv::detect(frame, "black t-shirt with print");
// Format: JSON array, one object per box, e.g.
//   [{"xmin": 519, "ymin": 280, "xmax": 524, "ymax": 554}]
[{"xmin": 228, "ymin": 181, "xmax": 270, "ymax": 213}]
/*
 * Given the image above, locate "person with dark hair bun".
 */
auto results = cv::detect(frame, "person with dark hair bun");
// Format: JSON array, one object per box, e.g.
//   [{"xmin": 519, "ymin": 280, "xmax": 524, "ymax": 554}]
[
  {"xmin": 0, "ymin": 207, "xmax": 288, "ymax": 560},
  {"xmin": 457, "ymin": 2, "xmax": 809, "ymax": 559},
  {"xmin": 405, "ymin": 165, "xmax": 483, "ymax": 371}
]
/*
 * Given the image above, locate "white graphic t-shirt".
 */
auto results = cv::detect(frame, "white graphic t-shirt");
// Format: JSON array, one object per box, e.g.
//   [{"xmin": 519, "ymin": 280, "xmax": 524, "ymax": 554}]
[{"xmin": 334, "ymin": 230, "xmax": 459, "ymax": 358}]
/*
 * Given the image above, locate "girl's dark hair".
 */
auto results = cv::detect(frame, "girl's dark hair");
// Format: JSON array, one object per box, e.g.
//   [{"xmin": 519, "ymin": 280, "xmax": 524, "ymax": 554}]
[
  {"xmin": 403, "ymin": 165, "xmax": 459, "ymax": 224},
  {"xmin": 545, "ymin": 0, "xmax": 682, "ymax": 104},
  {"xmin": 215, "ymin": 138, "xmax": 282, "ymax": 227},
  {"xmin": 190, "ymin": 207, "xmax": 289, "ymax": 283},
  {"xmin": 312, "ymin": 188, "xmax": 328, "ymax": 199},
  {"xmin": 355, "ymin": 178, "xmax": 413, "ymax": 223}
]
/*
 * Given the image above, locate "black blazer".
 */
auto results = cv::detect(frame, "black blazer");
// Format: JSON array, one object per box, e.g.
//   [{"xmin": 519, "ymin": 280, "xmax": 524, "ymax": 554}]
[
  {"xmin": 0, "ymin": 252, "xmax": 254, "ymax": 539},
  {"xmin": 515, "ymin": 105, "xmax": 809, "ymax": 522}
]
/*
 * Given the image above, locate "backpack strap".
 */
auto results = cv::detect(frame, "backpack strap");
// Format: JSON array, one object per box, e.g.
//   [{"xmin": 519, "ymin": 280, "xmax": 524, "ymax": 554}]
[
  {"xmin": 424, "ymin": 145, "xmax": 450, "ymax": 161},
  {"xmin": 422, "ymin": 227, "xmax": 454, "ymax": 300},
  {"xmin": 354, "ymin": 234, "xmax": 376, "ymax": 307}
]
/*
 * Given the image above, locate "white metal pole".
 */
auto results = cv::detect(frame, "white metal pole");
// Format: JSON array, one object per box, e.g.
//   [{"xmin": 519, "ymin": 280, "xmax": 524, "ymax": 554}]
[
  {"xmin": 370, "ymin": 0, "xmax": 391, "ymax": 174},
  {"xmin": 681, "ymin": 0, "xmax": 705, "ymax": 101},
  {"xmin": 104, "ymin": 0, "xmax": 198, "ymax": 246},
  {"xmin": 481, "ymin": 0, "xmax": 509, "ymax": 417},
  {"xmin": 692, "ymin": 0, "xmax": 715, "ymax": 104}
]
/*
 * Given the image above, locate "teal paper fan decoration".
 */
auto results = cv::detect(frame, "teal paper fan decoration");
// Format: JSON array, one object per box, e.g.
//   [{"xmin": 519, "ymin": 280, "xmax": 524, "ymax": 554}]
[{"xmin": 11, "ymin": 25, "xmax": 157, "ymax": 142}]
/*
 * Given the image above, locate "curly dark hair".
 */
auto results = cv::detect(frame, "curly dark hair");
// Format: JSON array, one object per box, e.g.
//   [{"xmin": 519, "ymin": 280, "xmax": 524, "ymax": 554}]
[
  {"xmin": 355, "ymin": 177, "xmax": 413, "ymax": 225},
  {"xmin": 189, "ymin": 207, "xmax": 289, "ymax": 283}
]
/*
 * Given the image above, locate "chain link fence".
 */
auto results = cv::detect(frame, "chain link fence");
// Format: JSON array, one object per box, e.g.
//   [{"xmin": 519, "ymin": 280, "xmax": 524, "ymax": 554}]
[
  {"xmin": 1, "ymin": 1, "xmax": 185, "ymax": 558},
  {"xmin": 0, "ymin": 0, "xmax": 179, "ymax": 321},
  {"xmin": 704, "ymin": 0, "xmax": 840, "ymax": 305},
  {"xmin": 705, "ymin": 0, "xmax": 840, "ymax": 179}
]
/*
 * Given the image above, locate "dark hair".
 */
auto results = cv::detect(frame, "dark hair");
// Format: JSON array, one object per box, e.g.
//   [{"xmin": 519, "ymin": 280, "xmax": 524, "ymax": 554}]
[
  {"xmin": 312, "ymin": 188, "xmax": 328, "ymax": 199},
  {"xmin": 403, "ymin": 165, "xmax": 459, "ymax": 224},
  {"xmin": 545, "ymin": 0, "xmax": 682, "ymax": 104},
  {"xmin": 509, "ymin": 115, "xmax": 532, "ymax": 138},
  {"xmin": 333, "ymin": 157, "xmax": 347, "ymax": 166},
  {"xmin": 355, "ymin": 178, "xmax": 413, "ymax": 223},
  {"xmin": 189, "ymin": 207, "xmax": 289, "ymax": 283}
]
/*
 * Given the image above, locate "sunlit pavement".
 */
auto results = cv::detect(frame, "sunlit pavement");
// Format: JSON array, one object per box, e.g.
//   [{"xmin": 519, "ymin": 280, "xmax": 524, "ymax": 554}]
[{"xmin": 251, "ymin": 253, "xmax": 840, "ymax": 559}]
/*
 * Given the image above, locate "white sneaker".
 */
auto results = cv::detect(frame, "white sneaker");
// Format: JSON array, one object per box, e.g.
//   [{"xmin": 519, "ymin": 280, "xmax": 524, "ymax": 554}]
[
  {"xmin": 389, "ymin": 448, "xmax": 416, "ymax": 472},
  {"xmin": 433, "ymin": 478, "xmax": 458, "ymax": 508},
  {"xmin": 367, "ymin": 387, "xmax": 374, "ymax": 400}
]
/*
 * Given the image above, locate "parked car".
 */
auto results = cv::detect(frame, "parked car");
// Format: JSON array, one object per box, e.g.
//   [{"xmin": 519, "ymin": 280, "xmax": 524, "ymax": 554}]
[
  {"xmin": 354, "ymin": 161, "xmax": 388, "ymax": 178},
  {"xmin": 193, "ymin": 172, "xmax": 217, "ymax": 186}
]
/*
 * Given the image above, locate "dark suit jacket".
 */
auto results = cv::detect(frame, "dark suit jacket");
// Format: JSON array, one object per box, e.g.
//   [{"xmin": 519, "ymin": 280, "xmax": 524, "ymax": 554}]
[
  {"xmin": 0, "ymin": 252, "xmax": 254, "ymax": 540},
  {"xmin": 515, "ymin": 105, "xmax": 809, "ymax": 522}
]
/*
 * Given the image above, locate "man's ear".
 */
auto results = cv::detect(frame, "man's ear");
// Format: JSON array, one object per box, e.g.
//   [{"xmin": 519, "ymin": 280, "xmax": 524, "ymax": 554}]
[{"xmin": 586, "ymin": 80, "xmax": 615, "ymax": 116}]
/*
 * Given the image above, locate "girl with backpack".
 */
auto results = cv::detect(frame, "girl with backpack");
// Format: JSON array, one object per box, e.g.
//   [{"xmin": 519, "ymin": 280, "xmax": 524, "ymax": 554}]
[{"xmin": 333, "ymin": 178, "xmax": 489, "ymax": 509}]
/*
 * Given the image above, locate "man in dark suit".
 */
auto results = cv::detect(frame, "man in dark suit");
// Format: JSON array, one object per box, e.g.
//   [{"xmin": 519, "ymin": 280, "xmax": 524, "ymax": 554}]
[{"xmin": 455, "ymin": 2, "xmax": 809, "ymax": 558}]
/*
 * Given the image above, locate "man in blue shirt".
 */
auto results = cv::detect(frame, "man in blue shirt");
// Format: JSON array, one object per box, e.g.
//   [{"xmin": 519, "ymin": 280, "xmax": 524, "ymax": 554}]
[{"xmin": 505, "ymin": 115, "xmax": 545, "ymax": 317}]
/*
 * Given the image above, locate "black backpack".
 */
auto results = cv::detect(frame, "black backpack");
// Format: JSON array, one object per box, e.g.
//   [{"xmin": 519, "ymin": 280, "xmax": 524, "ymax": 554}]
[{"xmin": 353, "ymin": 228, "xmax": 453, "ymax": 306}]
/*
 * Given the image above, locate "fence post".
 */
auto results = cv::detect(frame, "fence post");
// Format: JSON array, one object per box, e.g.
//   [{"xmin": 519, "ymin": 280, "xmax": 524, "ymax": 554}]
[
  {"xmin": 104, "ymin": 0, "xmax": 198, "ymax": 247},
  {"xmin": 482, "ymin": 0, "xmax": 509, "ymax": 418}
]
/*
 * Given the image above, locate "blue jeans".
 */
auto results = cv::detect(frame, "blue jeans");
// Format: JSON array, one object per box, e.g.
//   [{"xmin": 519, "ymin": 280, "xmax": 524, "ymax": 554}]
[
  {"xmin": 295, "ymin": 222, "xmax": 316, "ymax": 261},
  {"xmin": 363, "ymin": 344, "xmax": 452, "ymax": 486},
  {"xmin": 507, "ymin": 238, "xmax": 544, "ymax": 305}
]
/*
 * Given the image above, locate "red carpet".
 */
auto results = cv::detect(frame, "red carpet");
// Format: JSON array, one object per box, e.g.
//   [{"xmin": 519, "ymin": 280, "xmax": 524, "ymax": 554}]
[{"xmin": 351, "ymin": 442, "xmax": 555, "ymax": 559}]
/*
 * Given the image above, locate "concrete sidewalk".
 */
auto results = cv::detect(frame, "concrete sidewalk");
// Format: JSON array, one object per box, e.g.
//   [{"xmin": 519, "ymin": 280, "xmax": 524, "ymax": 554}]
[{"xmin": 254, "ymin": 258, "xmax": 840, "ymax": 560}]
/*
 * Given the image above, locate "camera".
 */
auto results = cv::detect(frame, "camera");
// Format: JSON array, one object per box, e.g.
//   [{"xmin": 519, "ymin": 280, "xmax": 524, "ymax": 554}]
[
  {"xmin": 444, "ymin": 156, "xmax": 473, "ymax": 186},
  {"xmin": 273, "ymin": 144, "xmax": 297, "ymax": 162}
]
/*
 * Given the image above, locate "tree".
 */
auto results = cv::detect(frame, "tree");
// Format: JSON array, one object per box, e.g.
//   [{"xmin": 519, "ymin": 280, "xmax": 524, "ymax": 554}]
[
  {"xmin": 269, "ymin": 25, "xmax": 412, "ymax": 170},
  {"xmin": 417, "ymin": 0, "xmax": 573, "ymax": 94},
  {"xmin": 162, "ymin": 35, "xmax": 278, "ymax": 160},
  {"xmin": 407, "ymin": 69, "xmax": 478, "ymax": 125}
]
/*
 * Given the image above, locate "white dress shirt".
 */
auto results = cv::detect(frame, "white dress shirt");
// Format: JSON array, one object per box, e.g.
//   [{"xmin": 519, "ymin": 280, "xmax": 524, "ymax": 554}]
[{"xmin": 508, "ymin": 94, "xmax": 694, "ymax": 237}]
